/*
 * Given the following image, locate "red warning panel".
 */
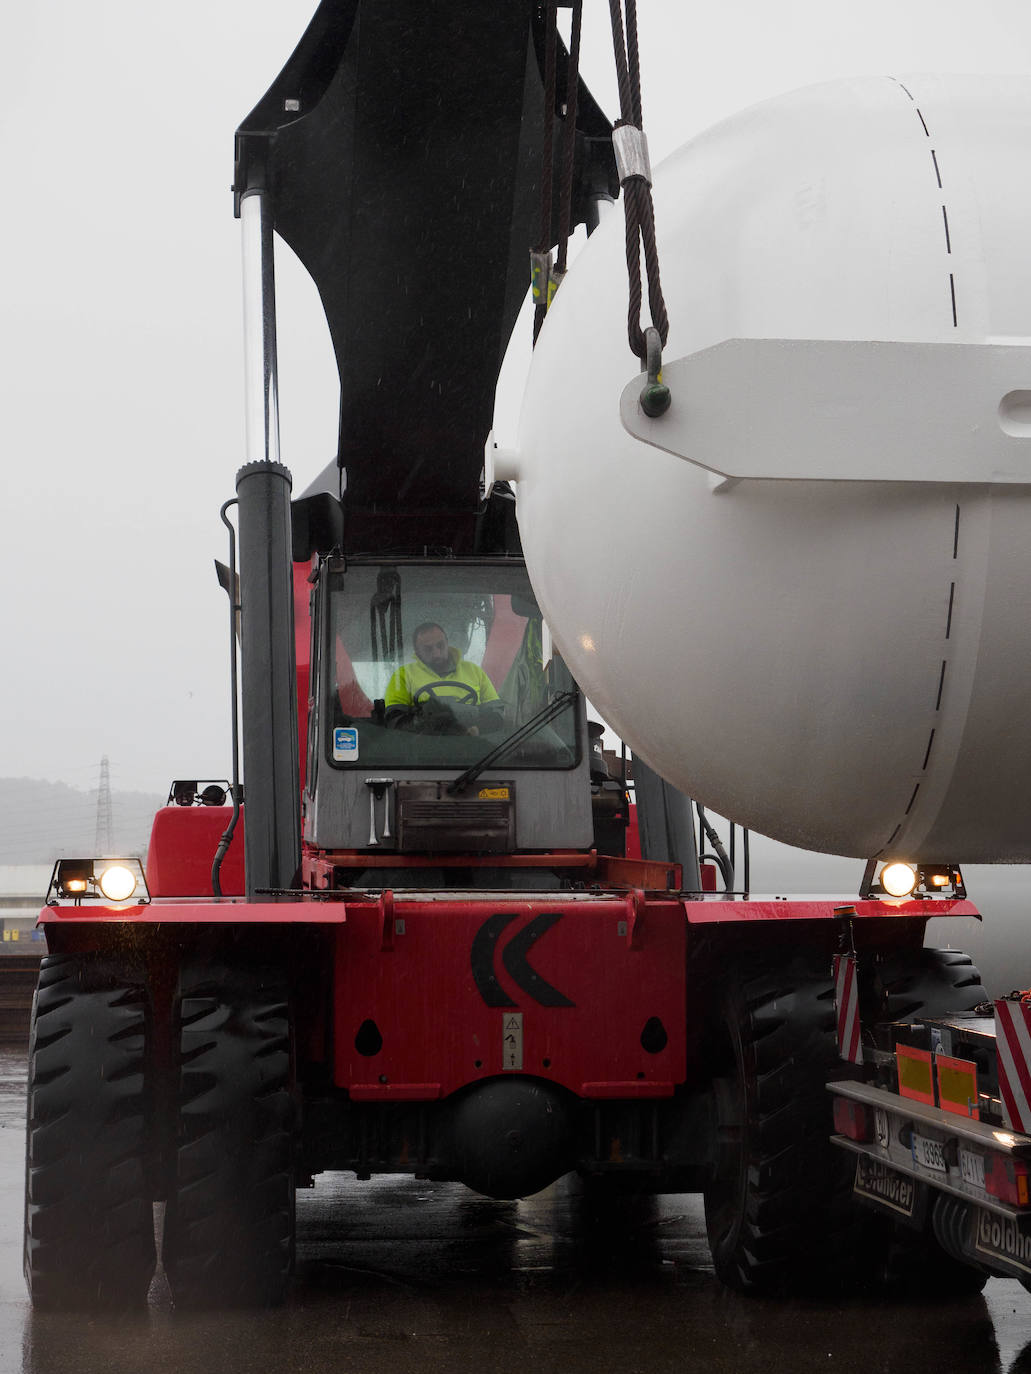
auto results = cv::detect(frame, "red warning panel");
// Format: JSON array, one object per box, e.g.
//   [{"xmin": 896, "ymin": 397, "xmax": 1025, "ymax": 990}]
[
  {"xmin": 897, "ymin": 1044, "xmax": 935, "ymax": 1106},
  {"xmin": 935, "ymin": 1054, "xmax": 979, "ymax": 1120},
  {"xmin": 996, "ymin": 999, "xmax": 1031, "ymax": 1133},
  {"xmin": 833, "ymin": 953, "xmax": 863, "ymax": 1065}
]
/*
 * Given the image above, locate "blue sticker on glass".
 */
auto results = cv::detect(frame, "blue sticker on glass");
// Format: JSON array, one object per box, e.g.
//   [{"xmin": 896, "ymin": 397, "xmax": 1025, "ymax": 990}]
[{"xmin": 333, "ymin": 726, "xmax": 359, "ymax": 761}]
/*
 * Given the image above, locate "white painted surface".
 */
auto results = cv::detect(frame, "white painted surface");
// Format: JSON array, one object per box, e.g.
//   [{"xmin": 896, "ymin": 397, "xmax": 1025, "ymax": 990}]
[
  {"xmin": 620, "ymin": 340, "xmax": 1031, "ymax": 483},
  {"xmin": 512, "ymin": 75, "xmax": 1031, "ymax": 861}
]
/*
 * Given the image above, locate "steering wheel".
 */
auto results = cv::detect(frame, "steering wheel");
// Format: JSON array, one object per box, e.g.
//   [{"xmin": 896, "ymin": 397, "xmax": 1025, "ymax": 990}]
[{"xmin": 413, "ymin": 681, "xmax": 479, "ymax": 706}]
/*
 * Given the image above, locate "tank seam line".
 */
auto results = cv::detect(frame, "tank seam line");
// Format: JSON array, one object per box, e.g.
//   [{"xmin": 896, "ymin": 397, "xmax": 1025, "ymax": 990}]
[
  {"xmin": 873, "ymin": 480, "xmax": 959, "ymax": 855},
  {"xmin": 900, "ymin": 85, "xmax": 959, "ymax": 328}
]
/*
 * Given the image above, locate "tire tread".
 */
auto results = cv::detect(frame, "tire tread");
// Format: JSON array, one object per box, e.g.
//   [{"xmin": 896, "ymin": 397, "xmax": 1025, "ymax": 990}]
[
  {"xmin": 24, "ymin": 952, "xmax": 155, "ymax": 1310},
  {"xmin": 162, "ymin": 963, "xmax": 295, "ymax": 1309}
]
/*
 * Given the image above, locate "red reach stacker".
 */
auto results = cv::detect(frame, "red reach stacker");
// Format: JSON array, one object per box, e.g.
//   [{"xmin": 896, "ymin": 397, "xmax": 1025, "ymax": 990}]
[{"xmin": 22, "ymin": 3, "xmax": 990, "ymax": 1308}]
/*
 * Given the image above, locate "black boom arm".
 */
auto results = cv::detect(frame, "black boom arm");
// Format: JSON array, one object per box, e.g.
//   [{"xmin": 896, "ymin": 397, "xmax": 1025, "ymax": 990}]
[{"xmin": 235, "ymin": 1, "xmax": 615, "ymax": 554}]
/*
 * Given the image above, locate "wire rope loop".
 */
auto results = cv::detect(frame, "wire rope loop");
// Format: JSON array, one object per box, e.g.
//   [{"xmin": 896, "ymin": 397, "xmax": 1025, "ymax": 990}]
[{"xmin": 607, "ymin": 0, "xmax": 672, "ymax": 380}]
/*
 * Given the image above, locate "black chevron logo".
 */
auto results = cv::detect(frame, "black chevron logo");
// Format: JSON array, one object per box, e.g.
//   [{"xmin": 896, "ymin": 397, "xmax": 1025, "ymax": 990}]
[{"xmin": 470, "ymin": 911, "xmax": 575, "ymax": 1008}]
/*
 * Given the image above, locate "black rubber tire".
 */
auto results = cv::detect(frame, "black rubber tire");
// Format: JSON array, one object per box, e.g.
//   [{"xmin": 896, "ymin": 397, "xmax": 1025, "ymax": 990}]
[
  {"xmin": 24, "ymin": 953, "xmax": 155, "ymax": 1310},
  {"xmin": 703, "ymin": 955, "xmax": 861, "ymax": 1295},
  {"xmin": 873, "ymin": 947, "xmax": 986, "ymax": 1022},
  {"xmin": 162, "ymin": 963, "xmax": 296, "ymax": 1308}
]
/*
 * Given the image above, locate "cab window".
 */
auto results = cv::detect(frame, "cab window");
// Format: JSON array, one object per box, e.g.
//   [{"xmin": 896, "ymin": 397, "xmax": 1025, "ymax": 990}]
[{"xmin": 325, "ymin": 561, "xmax": 577, "ymax": 770}]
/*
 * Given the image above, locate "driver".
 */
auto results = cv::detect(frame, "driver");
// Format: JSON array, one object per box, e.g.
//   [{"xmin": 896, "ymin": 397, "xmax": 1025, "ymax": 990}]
[{"xmin": 384, "ymin": 622, "xmax": 501, "ymax": 729}]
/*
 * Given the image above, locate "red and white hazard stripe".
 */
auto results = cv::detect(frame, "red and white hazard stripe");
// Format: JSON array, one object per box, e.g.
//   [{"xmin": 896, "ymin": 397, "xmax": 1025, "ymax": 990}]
[
  {"xmin": 995, "ymin": 999, "xmax": 1031, "ymax": 1132},
  {"xmin": 833, "ymin": 953, "xmax": 863, "ymax": 1065}
]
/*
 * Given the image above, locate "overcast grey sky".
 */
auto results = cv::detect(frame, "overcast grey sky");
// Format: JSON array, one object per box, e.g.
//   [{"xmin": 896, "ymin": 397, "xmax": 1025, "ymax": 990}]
[{"xmin": 2, "ymin": 0, "xmax": 1030, "ymax": 823}]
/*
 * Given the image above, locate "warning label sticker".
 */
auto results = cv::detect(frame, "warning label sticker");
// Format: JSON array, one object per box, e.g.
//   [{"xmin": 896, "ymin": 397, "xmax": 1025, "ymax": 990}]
[{"xmin": 502, "ymin": 1012, "xmax": 523, "ymax": 1071}]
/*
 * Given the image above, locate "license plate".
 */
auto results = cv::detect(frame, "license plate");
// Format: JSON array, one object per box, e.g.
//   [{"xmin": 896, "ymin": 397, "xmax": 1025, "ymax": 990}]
[
  {"xmin": 913, "ymin": 1133, "xmax": 947, "ymax": 1173},
  {"xmin": 875, "ymin": 1107, "xmax": 889, "ymax": 1148},
  {"xmin": 960, "ymin": 1147, "xmax": 986, "ymax": 1189}
]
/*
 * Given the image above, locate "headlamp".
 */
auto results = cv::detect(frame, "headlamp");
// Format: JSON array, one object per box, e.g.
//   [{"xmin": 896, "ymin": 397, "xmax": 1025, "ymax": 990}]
[
  {"xmin": 97, "ymin": 864, "xmax": 138, "ymax": 902},
  {"xmin": 47, "ymin": 858, "xmax": 150, "ymax": 907},
  {"xmin": 880, "ymin": 862, "xmax": 919, "ymax": 898}
]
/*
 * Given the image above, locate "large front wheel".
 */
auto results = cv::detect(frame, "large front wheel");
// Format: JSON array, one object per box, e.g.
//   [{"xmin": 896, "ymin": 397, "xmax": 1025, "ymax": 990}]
[
  {"xmin": 24, "ymin": 953, "xmax": 155, "ymax": 1309},
  {"xmin": 703, "ymin": 956, "xmax": 860, "ymax": 1295},
  {"xmin": 162, "ymin": 963, "xmax": 296, "ymax": 1308}
]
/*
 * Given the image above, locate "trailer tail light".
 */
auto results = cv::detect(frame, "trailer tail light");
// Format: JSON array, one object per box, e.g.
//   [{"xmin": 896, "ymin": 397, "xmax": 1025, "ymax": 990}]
[
  {"xmin": 985, "ymin": 1153, "xmax": 1031, "ymax": 1207},
  {"xmin": 833, "ymin": 1096, "xmax": 872, "ymax": 1142}
]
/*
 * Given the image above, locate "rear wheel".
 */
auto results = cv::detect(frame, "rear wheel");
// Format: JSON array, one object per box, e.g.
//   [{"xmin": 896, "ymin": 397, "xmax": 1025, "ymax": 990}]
[
  {"xmin": 162, "ymin": 963, "xmax": 296, "ymax": 1308},
  {"xmin": 24, "ymin": 953, "xmax": 155, "ymax": 1310},
  {"xmin": 704, "ymin": 956, "xmax": 860, "ymax": 1295}
]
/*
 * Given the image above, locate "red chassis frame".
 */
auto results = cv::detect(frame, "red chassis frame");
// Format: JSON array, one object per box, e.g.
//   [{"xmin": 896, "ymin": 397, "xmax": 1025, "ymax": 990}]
[{"xmin": 37, "ymin": 890, "xmax": 976, "ymax": 1106}]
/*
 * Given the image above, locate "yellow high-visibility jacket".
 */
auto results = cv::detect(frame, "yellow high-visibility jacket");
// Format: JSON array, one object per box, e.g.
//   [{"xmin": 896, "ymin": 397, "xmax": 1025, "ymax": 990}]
[{"xmin": 384, "ymin": 650, "xmax": 499, "ymax": 709}]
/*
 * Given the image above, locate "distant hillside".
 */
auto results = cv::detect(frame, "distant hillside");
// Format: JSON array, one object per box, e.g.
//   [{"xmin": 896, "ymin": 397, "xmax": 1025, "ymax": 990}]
[{"xmin": 0, "ymin": 778, "xmax": 163, "ymax": 864}]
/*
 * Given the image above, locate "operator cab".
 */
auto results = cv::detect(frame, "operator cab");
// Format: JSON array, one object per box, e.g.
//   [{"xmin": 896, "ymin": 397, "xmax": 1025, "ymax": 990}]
[{"xmin": 303, "ymin": 557, "xmax": 594, "ymax": 875}]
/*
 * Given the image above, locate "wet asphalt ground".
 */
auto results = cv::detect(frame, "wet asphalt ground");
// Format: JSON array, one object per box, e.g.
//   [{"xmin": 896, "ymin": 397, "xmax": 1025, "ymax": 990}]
[{"xmin": 3, "ymin": 1045, "xmax": 1031, "ymax": 1373}]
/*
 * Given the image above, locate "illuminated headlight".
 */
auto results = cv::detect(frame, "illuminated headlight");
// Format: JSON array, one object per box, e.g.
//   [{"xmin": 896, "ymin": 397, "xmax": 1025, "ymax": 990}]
[
  {"xmin": 54, "ymin": 860, "xmax": 93, "ymax": 899},
  {"xmin": 47, "ymin": 857, "xmax": 150, "ymax": 906},
  {"xmin": 917, "ymin": 864, "xmax": 966, "ymax": 898},
  {"xmin": 98, "ymin": 864, "xmax": 138, "ymax": 902},
  {"xmin": 880, "ymin": 862, "xmax": 918, "ymax": 898}
]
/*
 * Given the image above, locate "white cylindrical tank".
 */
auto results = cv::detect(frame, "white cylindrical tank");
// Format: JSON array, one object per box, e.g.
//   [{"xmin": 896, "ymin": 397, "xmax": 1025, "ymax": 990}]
[{"xmin": 509, "ymin": 75, "xmax": 1031, "ymax": 862}]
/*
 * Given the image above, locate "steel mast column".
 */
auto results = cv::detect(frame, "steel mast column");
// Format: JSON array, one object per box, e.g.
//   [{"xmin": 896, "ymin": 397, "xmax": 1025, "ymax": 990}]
[{"xmin": 236, "ymin": 189, "xmax": 300, "ymax": 900}]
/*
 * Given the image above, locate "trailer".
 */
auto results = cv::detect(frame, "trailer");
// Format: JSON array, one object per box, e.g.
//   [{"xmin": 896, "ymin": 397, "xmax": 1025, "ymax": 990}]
[{"xmin": 829, "ymin": 926, "xmax": 1031, "ymax": 1294}]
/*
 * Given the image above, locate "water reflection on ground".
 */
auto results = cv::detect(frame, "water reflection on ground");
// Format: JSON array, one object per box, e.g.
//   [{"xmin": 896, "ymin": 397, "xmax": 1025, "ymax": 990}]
[{"xmin": 4, "ymin": 1045, "xmax": 1031, "ymax": 1374}]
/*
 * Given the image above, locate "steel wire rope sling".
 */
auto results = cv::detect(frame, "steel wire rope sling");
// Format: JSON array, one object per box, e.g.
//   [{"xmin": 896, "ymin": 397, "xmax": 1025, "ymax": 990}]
[
  {"xmin": 529, "ymin": 1, "xmax": 672, "ymax": 418},
  {"xmin": 608, "ymin": 0, "xmax": 671, "ymax": 415}
]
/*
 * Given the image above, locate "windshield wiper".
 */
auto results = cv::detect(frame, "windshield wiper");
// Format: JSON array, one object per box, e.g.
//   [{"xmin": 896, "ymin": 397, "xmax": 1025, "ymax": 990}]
[{"xmin": 446, "ymin": 691, "xmax": 578, "ymax": 795}]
